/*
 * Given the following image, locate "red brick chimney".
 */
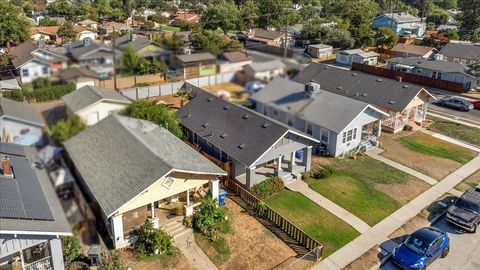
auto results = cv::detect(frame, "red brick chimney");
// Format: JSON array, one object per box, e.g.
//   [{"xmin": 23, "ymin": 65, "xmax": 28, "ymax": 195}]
[
  {"xmin": 2, "ymin": 156, "xmax": 12, "ymax": 177},
  {"xmin": 397, "ymin": 76, "xmax": 403, "ymax": 83}
]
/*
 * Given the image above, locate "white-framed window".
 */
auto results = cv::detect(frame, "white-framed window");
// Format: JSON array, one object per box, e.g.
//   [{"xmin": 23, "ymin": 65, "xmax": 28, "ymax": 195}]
[
  {"xmin": 306, "ymin": 122, "xmax": 313, "ymax": 135},
  {"xmin": 453, "ymin": 58, "xmax": 459, "ymax": 63},
  {"xmin": 22, "ymin": 69, "xmax": 29, "ymax": 77},
  {"xmin": 162, "ymin": 177, "xmax": 175, "ymax": 189},
  {"xmin": 287, "ymin": 115, "xmax": 294, "ymax": 127},
  {"xmin": 262, "ymin": 105, "xmax": 268, "ymax": 116},
  {"xmin": 273, "ymin": 109, "xmax": 278, "ymax": 117},
  {"xmin": 42, "ymin": 66, "xmax": 48, "ymax": 75},
  {"xmin": 342, "ymin": 128, "xmax": 357, "ymax": 144},
  {"xmin": 432, "ymin": 71, "xmax": 442, "ymax": 80},
  {"xmin": 320, "ymin": 128, "xmax": 329, "ymax": 143}
]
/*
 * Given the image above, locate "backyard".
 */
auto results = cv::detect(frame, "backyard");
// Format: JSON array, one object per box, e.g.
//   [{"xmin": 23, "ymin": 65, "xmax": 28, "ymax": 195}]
[
  {"xmin": 427, "ymin": 117, "xmax": 480, "ymax": 146},
  {"xmin": 380, "ymin": 132, "xmax": 476, "ymax": 180},
  {"xmin": 309, "ymin": 155, "xmax": 430, "ymax": 226},
  {"xmin": 201, "ymin": 83, "xmax": 247, "ymax": 104},
  {"xmin": 265, "ymin": 190, "xmax": 360, "ymax": 257}
]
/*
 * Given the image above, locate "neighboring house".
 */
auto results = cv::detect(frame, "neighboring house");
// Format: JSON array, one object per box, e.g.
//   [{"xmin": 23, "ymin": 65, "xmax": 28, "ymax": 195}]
[
  {"xmin": 78, "ymin": 19, "xmax": 99, "ymax": 30},
  {"xmin": 438, "ymin": 43, "xmax": 480, "ymax": 65},
  {"xmin": 99, "ymin": 21, "xmax": 132, "ymax": 35},
  {"xmin": 0, "ymin": 97, "xmax": 45, "ymax": 145},
  {"xmin": 62, "ymin": 85, "xmax": 132, "ymax": 126},
  {"xmin": 246, "ymin": 28, "xmax": 293, "ymax": 48},
  {"xmin": 243, "ymin": 60, "xmax": 286, "ymax": 82},
  {"xmin": 436, "ymin": 25, "xmax": 458, "ymax": 31},
  {"xmin": 64, "ymin": 115, "xmax": 226, "ymax": 249},
  {"xmin": 75, "ymin": 25, "xmax": 97, "ymax": 42},
  {"xmin": 9, "ymin": 41, "xmax": 68, "ymax": 83},
  {"xmin": 372, "ymin": 12, "xmax": 426, "ymax": 37},
  {"xmin": 252, "ymin": 78, "xmax": 388, "ymax": 157},
  {"xmin": 173, "ymin": 13, "xmax": 201, "ymax": 24},
  {"xmin": 218, "ymin": 51, "xmax": 253, "ymax": 73},
  {"xmin": 391, "ymin": 43, "xmax": 437, "ymax": 58},
  {"xmin": 68, "ymin": 41, "xmax": 116, "ymax": 79},
  {"xmin": 307, "ymin": 44, "xmax": 334, "ymax": 59},
  {"xmin": 30, "ymin": 25, "xmax": 97, "ymax": 44},
  {"xmin": 115, "ymin": 34, "xmax": 171, "ymax": 62},
  {"xmin": 0, "ymin": 143, "xmax": 71, "ymax": 270},
  {"xmin": 58, "ymin": 67, "xmax": 101, "ymax": 89},
  {"xmin": 178, "ymin": 87, "xmax": 318, "ymax": 187},
  {"xmin": 173, "ymin": 52, "xmax": 217, "ymax": 78},
  {"xmin": 294, "ymin": 63, "xmax": 436, "ymax": 133},
  {"xmin": 387, "ymin": 57, "xmax": 478, "ymax": 91},
  {"xmin": 336, "ymin": 49, "xmax": 379, "ymax": 66}
]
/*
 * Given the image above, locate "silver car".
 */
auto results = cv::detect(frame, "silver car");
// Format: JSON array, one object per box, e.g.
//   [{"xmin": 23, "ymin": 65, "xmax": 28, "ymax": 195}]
[{"xmin": 439, "ymin": 97, "xmax": 474, "ymax": 111}]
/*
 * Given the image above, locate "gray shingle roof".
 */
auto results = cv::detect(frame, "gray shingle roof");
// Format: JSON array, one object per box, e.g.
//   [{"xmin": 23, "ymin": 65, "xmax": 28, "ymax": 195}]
[
  {"xmin": 0, "ymin": 97, "xmax": 44, "ymax": 126},
  {"xmin": 378, "ymin": 12, "xmax": 421, "ymax": 23},
  {"xmin": 62, "ymin": 86, "xmax": 131, "ymax": 113},
  {"xmin": 10, "ymin": 41, "xmax": 38, "ymax": 68},
  {"xmin": 439, "ymin": 43, "xmax": 480, "ymax": 61},
  {"xmin": 176, "ymin": 52, "xmax": 217, "ymax": 63},
  {"xmin": 245, "ymin": 60, "xmax": 286, "ymax": 72},
  {"xmin": 388, "ymin": 57, "xmax": 472, "ymax": 74},
  {"xmin": 252, "ymin": 78, "xmax": 374, "ymax": 133},
  {"xmin": 293, "ymin": 63, "xmax": 430, "ymax": 112},
  {"xmin": 58, "ymin": 67, "xmax": 101, "ymax": 81},
  {"xmin": 68, "ymin": 41, "xmax": 113, "ymax": 60},
  {"xmin": 64, "ymin": 115, "xmax": 225, "ymax": 217}
]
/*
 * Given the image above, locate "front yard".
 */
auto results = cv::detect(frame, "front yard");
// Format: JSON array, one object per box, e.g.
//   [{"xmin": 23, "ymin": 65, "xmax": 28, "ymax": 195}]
[
  {"xmin": 309, "ymin": 156, "xmax": 430, "ymax": 226},
  {"xmin": 381, "ymin": 132, "xmax": 476, "ymax": 180},
  {"xmin": 265, "ymin": 190, "xmax": 360, "ymax": 257},
  {"xmin": 119, "ymin": 248, "xmax": 195, "ymax": 270},
  {"xmin": 455, "ymin": 170, "xmax": 480, "ymax": 192},
  {"xmin": 427, "ymin": 116, "xmax": 480, "ymax": 146}
]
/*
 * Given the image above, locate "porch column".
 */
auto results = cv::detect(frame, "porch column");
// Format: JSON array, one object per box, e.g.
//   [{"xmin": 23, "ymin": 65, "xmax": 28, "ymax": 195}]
[
  {"xmin": 376, "ymin": 119, "xmax": 382, "ymax": 146},
  {"xmin": 186, "ymin": 188, "xmax": 190, "ymax": 206},
  {"xmin": 246, "ymin": 167, "xmax": 256, "ymax": 188},
  {"xmin": 49, "ymin": 238, "xmax": 65, "ymax": 270},
  {"xmin": 111, "ymin": 214, "xmax": 125, "ymax": 249},
  {"xmin": 423, "ymin": 103, "xmax": 428, "ymax": 120},
  {"xmin": 288, "ymin": 152, "xmax": 296, "ymax": 172},
  {"xmin": 210, "ymin": 179, "xmax": 219, "ymax": 201},
  {"xmin": 151, "ymin": 202, "xmax": 155, "ymax": 218},
  {"xmin": 303, "ymin": 146, "xmax": 312, "ymax": 171},
  {"xmin": 274, "ymin": 156, "xmax": 283, "ymax": 176}
]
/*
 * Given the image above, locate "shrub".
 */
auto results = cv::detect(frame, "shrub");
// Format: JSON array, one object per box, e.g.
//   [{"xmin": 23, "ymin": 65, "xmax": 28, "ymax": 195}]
[
  {"xmin": 303, "ymin": 167, "xmax": 332, "ymax": 180},
  {"xmin": 32, "ymin": 77, "xmax": 52, "ymax": 89},
  {"xmin": 183, "ymin": 216, "xmax": 192, "ymax": 227},
  {"xmin": 2, "ymin": 83, "xmax": 75, "ymax": 102},
  {"xmin": 61, "ymin": 236, "xmax": 81, "ymax": 267},
  {"xmin": 251, "ymin": 176, "xmax": 284, "ymax": 199},
  {"xmin": 193, "ymin": 197, "xmax": 229, "ymax": 241},
  {"xmin": 50, "ymin": 116, "xmax": 86, "ymax": 145},
  {"xmin": 99, "ymin": 250, "xmax": 127, "ymax": 270},
  {"xmin": 134, "ymin": 220, "xmax": 173, "ymax": 255}
]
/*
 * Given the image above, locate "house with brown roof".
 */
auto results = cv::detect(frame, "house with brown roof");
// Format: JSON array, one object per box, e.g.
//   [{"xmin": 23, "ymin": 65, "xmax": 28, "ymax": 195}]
[
  {"xmin": 30, "ymin": 25, "xmax": 97, "ymax": 44},
  {"xmin": 173, "ymin": 52, "xmax": 217, "ymax": 78},
  {"xmin": 246, "ymin": 28, "xmax": 293, "ymax": 48},
  {"xmin": 218, "ymin": 51, "xmax": 253, "ymax": 73},
  {"xmin": 58, "ymin": 67, "xmax": 101, "ymax": 89},
  {"xmin": 173, "ymin": 13, "xmax": 201, "ymax": 24},
  {"xmin": 391, "ymin": 43, "xmax": 437, "ymax": 59},
  {"xmin": 99, "ymin": 21, "xmax": 132, "ymax": 35}
]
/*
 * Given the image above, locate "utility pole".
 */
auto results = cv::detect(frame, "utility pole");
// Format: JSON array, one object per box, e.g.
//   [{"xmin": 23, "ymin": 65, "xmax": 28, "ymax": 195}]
[
  {"xmin": 283, "ymin": 14, "xmax": 289, "ymax": 59},
  {"xmin": 112, "ymin": 26, "xmax": 118, "ymax": 91}
]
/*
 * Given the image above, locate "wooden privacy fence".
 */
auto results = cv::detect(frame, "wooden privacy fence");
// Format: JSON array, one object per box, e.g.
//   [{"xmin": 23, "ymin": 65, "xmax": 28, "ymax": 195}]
[
  {"xmin": 223, "ymin": 178, "xmax": 323, "ymax": 260},
  {"xmin": 351, "ymin": 62, "xmax": 466, "ymax": 93}
]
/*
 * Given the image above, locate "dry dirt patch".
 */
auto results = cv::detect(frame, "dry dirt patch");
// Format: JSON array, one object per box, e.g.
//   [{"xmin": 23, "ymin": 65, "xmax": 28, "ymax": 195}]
[
  {"xmin": 373, "ymin": 179, "xmax": 430, "ymax": 205},
  {"xmin": 201, "ymin": 83, "xmax": 246, "ymax": 104},
  {"xmin": 118, "ymin": 248, "xmax": 195, "ymax": 270},
  {"xmin": 344, "ymin": 245, "xmax": 385, "ymax": 270}
]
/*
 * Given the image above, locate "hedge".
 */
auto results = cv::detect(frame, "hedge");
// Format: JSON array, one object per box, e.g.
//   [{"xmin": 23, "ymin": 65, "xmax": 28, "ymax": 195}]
[
  {"xmin": 3, "ymin": 83, "xmax": 75, "ymax": 102},
  {"xmin": 303, "ymin": 167, "xmax": 332, "ymax": 180},
  {"xmin": 251, "ymin": 176, "xmax": 284, "ymax": 199}
]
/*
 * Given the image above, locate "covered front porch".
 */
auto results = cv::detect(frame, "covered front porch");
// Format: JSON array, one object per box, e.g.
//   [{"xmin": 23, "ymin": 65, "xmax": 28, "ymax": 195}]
[
  {"xmin": 359, "ymin": 120, "xmax": 382, "ymax": 151},
  {"xmin": 382, "ymin": 103, "xmax": 427, "ymax": 133}
]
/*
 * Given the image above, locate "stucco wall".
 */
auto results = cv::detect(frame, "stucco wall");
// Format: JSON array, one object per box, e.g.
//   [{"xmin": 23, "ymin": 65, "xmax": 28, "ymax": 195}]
[{"xmin": 76, "ymin": 101, "xmax": 129, "ymax": 126}]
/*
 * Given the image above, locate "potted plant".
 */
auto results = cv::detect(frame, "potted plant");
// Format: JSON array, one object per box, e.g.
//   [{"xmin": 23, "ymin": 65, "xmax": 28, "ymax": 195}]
[{"xmin": 175, "ymin": 204, "xmax": 184, "ymax": 216}]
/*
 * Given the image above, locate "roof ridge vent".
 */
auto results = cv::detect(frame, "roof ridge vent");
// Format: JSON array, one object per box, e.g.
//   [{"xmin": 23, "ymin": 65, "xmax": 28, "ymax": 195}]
[
  {"xmin": 220, "ymin": 133, "xmax": 228, "ymax": 138},
  {"xmin": 388, "ymin": 100, "xmax": 396, "ymax": 105},
  {"xmin": 402, "ymin": 84, "xmax": 409, "ymax": 88},
  {"xmin": 352, "ymin": 73, "xmax": 357, "ymax": 76},
  {"xmin": 202, "ymin": 122, "xmax": 209, "ymax": 127},
  {"xmin": 223, "ymin": 105, "xmax": 231, "ymax": 110},
  {"xmin": 261, "ymin": 122, "xmax": 270, "ymax": 128},
  {"xmin": 207, "ymin": 97, "xmax": 214, "ymax": 102},
  {"xmin": 337, "ymin": 86, "xmax": 343, "ymax": 90},
  {"xmin": 376, "ymin": 78, "xmax": 382, "ymax": 82},
  {"xmin": 238, "ymin": 143, "xmax": 246, "ymax": 149},
  {"xmin": 361, "ymin": 93, "xmax": 368, "ymax": 97},
  {"xmin": 242, "ymin": 114, "xmax": 251, "ymax": 119}
]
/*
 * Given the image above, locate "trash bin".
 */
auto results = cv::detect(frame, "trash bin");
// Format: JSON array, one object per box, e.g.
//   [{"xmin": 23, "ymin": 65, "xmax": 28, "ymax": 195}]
[
  {"xmin": 218, "ymin": 189, "xmax": 228, "ymax": 206},
  {"xmin": 295, "ymin": 150, "xmax": 304, "ymax": 160}
]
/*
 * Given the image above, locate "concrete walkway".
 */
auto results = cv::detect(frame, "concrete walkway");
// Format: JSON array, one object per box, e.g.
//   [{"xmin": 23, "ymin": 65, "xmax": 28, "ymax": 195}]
[
  {"xmin": 175, "ymin": 230, "xmax": 218, "ymax": 270},
  {"xmin": 418, "ymin": 127, "xmax": 480, "ymax": 152},
  {"xmin": 314, "ymin": 155, "xmax": 480, "ymax": 270},
  {"xmin": 427, "ymin": 111, "xmax": 480, "ymax": 129},
  {"xmin": 366, "ymin": 149, "xmax": 438, "ymax": 186},
  {"xmin": 287, "ymin": 180, "xmax": 371, "ymax": 233}
]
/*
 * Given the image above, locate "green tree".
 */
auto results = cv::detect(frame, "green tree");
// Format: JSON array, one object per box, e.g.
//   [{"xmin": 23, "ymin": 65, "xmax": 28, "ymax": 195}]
[
  {"xmin": 458, "ymin": 0, "xmax": 480, "ymax": 42},
  {"xmin": 0, "ymin": 0, "xmax": 31, "ymax": 45},
  {"xmin": 125, "ymin": 100, "xmax": 183, "ymax": 137},
  {"xmin": 202, "ymin": 2, "xmax": 240, "ymax": 34},
  {"xmin": 314, "ymin": 27, "xmax": 355, "ymax": 49},
  {"xmin": 58, "ymin": 22, "xmax": 78, "ymax": 43},
  {"xmin": 193, "ymin": 196, "xmax": 230, "ymax": 241},
  {"xmin": 192, "ymin": 30, "xmax": 243, "ymax": 56},
  {"xmin": 61, "ymin": 236, "xmax": 81, "ymax": 267},
  {"xmin": 375, "ymin": 27, "xmax": 399, "ymax": 48},
  {"xmin": 134, "ymin": 220, "xmax": 172, "ymax": 255},
  {"xmin": 99, "ymin": 250, "xmax": 127, "ymax": 270},
  {"xmin": 442, "ymin": 29, "xmax": 460, "ymax": 40},
  {"xmin": 156, "ymin": 32, "xmax": 186, "ymax": 53},
  {"xmin": 47, "ymin": 0, "xmax": 78, "ymax": 19},
  {"xmin": 120, "ymin": 44, "xmax": 145, "ymax": 74},
  {"xmin": 434, "ymin": 0, "xmax": 457, "ymax": 9},
  {"xmin": 139, "ymin": 59, "xmax": 168, "ymax": 74},
  {"xmin": 240, "ymin": 0, "xmax": 259, "ymax": 29},
  {"xmin": 51, "ymin": 116, "xmax": 86, "ymax": 145},
  {"xmin": 426, "ymin": 7, "xmax": 449, "ymax": 26},
  {"xmin": 177, "ymin": 89, "xmax": 192, "ymax": 107},
  {"xmin": 39, "ymin": 17, "xmax": 60, "ymax": 26},
  {"xmin": 258, "ymin": 0, "xmax": 292, "ymax": 29}
]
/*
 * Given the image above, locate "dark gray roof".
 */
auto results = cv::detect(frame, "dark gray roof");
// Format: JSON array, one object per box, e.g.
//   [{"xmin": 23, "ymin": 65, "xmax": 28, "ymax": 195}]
[
  {"xmin": 176, "ymin": 52, "xmax": 217, "ymax": 63},
  {"xmin": 293, "ymin": 63, "xmax": 430, "ymax": 112},
  {"xmin": 376, "ymin": 12, "xmax": 421, "ymax": 23},
  {"xmin": 0, "ymin": 97, "xmax": 44, "ymax": 126},
  {"xmin": 245, "ymin": 60, "xmax": 286, "ymax": 72},
  {"xmin": 0, "ymin": 144, "xmax": 71, "ymax": 235},
  {"xmin": 178, "ymin": 88, "xmax": 316, "ymax": 166},
  {"xmin": 10, "ymin": 41, "xmax": 37, "ymax": 68},
  {"xmin": 388, "ymin": 57, "xmax": 472, "ymax": 74},
  {"xmin": 62, "ymin": 85, "xmax": 131, "ymax": 113},
  {"xmin": 58, "ymin": 67, "xmax": 101, "ymax": 81},
  {"xmin": 115, "ymin": 34, "xmax": 169, "ymax": 57},
  {"xmin": 68, "ymin": 41, "xmax": 113, "ymax": 60},
  {"xmin": 252, "ymin": 78, "xmax": 376, "ymax": 133},
  {"xmin": 439, "ymin": 43, "xmax": 480, "ymax": 60},
  {"xmin": 64, "ymin": 115, "xmax": 225, "ymax": 217}
]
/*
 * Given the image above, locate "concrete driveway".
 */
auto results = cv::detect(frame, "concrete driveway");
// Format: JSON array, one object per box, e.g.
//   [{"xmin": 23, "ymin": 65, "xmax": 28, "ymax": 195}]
[{"xmin": 382, "ymin": 217, "xmax": 480, "ymax": 270}]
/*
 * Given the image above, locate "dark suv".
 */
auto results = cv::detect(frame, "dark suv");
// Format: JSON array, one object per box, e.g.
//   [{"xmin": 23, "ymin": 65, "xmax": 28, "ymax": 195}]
[{"xmin": 446, "ymin": 188, "xmax": 480, "ymax": 232}]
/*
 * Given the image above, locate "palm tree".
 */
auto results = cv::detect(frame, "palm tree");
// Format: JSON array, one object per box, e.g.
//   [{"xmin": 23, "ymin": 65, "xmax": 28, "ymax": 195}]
[{"xmin": 177, "ymin": 89, "xmax": 193, "ymax": 107}]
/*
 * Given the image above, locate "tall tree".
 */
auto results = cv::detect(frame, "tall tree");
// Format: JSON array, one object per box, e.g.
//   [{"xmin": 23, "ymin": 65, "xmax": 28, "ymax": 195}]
[
  {"xmin": 58, "ymin": 22, "xmax": 78, "ymax": 43},
  {"xmin": 202, "ymin": 2, "xmax": 240, "ymax": 34},
  {"xmin": 258, "ymin": 0, "xmax": 291, "ymax": 29},
  {"xmin": 0, "ymin": 0, "xmax": 31, "ymax": 45},
  {"xmin": 375, "ymin": 27, "xmax": 399, "ymax": 48},
  {"xmin": 458, "ymin": 0, "xmax": 480, "ymax": 42},
  {"xmin": 47, "ymin": 0, "xmax": 78, "ymax": 19},
  {"xmin": 240, "ymin": 0, "xmax": 259, "ymax": 30},
  {"xmin": 120, "ymin": 44, "xmax": 145, "ymax": 74}
]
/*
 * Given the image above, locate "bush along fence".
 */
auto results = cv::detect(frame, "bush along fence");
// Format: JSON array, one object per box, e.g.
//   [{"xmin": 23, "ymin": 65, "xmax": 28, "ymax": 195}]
[
  {"xmin": 3, "ymin": 83, "xmax": 76, "ymax": 102},
  {"xmin": 223, "ymin": 177, "xmax": 323, "ymax": 260}
]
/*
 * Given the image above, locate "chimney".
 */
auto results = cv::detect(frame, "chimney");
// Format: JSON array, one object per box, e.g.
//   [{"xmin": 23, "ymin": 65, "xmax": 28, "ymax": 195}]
[
  {"xmin": 305, "ymin": 80, "xmax": 321, "ymax": 98},
  {"xmin": 2, "ymin": 156, "xmax": 13, "ymax": 177}
]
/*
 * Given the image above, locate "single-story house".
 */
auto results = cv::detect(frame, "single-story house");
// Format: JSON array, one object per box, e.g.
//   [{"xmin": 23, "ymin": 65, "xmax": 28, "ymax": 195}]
[
  {"xmin": 99, "ymin": 21, "xmax": 132, "ymax": 35},
  {"xmin": 0, "ymin": 97, "xmax": 45, "ymax": 146},
  {"xmin": 68, "ymin": 41, "xmax": 117, "ymax": 79},
  {"xmin": 387, "ymin": 57, "xmax": 478, "ymax": 91},
  {"xmin": 173, "ymin": 13, "xmax": 201, "ymax": 24},
  {"xmin": 178, "ymin": 87, "xmax": 318, "ymax": 188},
  {"xmin": 243, "ymin": 60, "xmax": 286, "ymax": 82},
  {"xmin": 30, "ymin": 25, "xmax": 97, "ymax": 44},
  {"xmin": 9, "ymin": 41, "xmax": 68, "ymax": 83},
  {"xmin": 438, "ymin": 43, "xmax": 480, "ymax": 65},
  {"xmin": 307, "ymin": 44, "xmax": 334, "ymax": 59},
  {"xmin": 391, "ymin": 43, "xmax": 437, "ymax": 59},
  {"xmin": 336, "ymin": 49, "xmax": 379, "ymax": 66},
  {"xmin": 77, "ymin": 19, "xmax": 99, "ymax": 30},
  {"xmin": 173, "ymin": 52, "xmax": 217, "ymax": 78},
  {"xmin": 58, "ymin": 67, "xmax": 101, "ymax": 89},
  {"xmin": 294, "ymin": 63, "xmax": 436, "ymax": 133},
  {"xmin": 372, "ymin": 12, "xmax": 426, "ymax": 37},
  {"xmin": 218, "ymin": 51, "xmax": 253, "ymax": 73},
  {"xmin": 252, "ymin": 78, "xmax": 388, "ymax": 157},
  {"xmin": 62, "ymin": 85, "xmax": 132, "ymax": 126},
  {"xmin": 0, "ymin": 143, "xmax": 71, "ymax": 270},
  {"xmin": 246, "ymin": 28, "xmax": 293, "ymax": 48},
  {"xmin": 64, "ymin": 115, "xmax": 226, "ymax": 249},
  {"xmin": 115, "ymin": 34, "xmax": 171, "ymax": 62}
]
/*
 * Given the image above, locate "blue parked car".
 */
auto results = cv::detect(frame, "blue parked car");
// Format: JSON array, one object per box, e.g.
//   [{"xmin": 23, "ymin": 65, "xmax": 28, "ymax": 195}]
[{"xmin": 392, "ymin": 227, "xmax": 450, "ymax": 270}]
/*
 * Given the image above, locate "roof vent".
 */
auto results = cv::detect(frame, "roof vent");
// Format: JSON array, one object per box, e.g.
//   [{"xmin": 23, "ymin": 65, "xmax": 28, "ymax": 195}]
[
  {"xmin": 238, "ymin": 143, "xmax": 246, "ymax": 149},
  {"xmin": 352, "ymin": 73, "xmax": 357, "ymax": 76},
  {"xmin": 337, "ymin": 86, "xmax": 343, "ymax": 90},
  {"xmin": 388, "ymin": 100, "xmax": 396, "ymax": 105},
  {"xmin": 324, "ymin": 66, "xmax": 329, "ymax": 69},
  {"xmin": 223, "ymin": 105, "xmax": 231, "ymax": 110},
  {"xmin": 207, "ymin": 97, "xmax": 214, "ymax": 102},
  {"xmin": 202, "ymin": 122, "xmax": 209, "ymax": 127},
  {"xmin": 376, "ymin": 78, "xmax": 382, "ymax": 82},
  {"xmin": 261, "ymin": 122, "xmax": 270, "ymax": 128},
  {"xmin": 361, "ymin": 93, "xmax": 368, "ymax": 97},
  {"xmin": 305, "ymin": 80, "xmax": 321, "ymax": 98},
  {"xmin": 402, "ymin": 84, "xmax": 409, "ymax": 88},
  {"xmin": 220, "ymin": 133, "xmax": 228, "ymax": 138},
  {"xmin": 243, "ymin": 114, "xmax": 251, "ymax": 119}
]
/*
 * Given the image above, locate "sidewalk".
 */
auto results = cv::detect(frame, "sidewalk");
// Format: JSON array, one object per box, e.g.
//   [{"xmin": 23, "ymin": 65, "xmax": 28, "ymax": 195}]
[
  {"xmin": 175, "ymin": 230, "xmax": 218, "ymax": 270},
  {"xmin": 366, "ymin": 149, "xmax": 438, "ymax": 186},
  {"xmin": 287, "ymin": 180, "xmax": 371, "ymax": 233},
  {"xmin": 314, "ymin": 155, "xmax": 480, "ymax": 270}
]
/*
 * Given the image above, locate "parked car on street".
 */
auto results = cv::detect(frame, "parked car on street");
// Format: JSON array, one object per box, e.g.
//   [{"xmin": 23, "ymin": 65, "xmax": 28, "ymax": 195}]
[
  {"xmin": 438, "ymin": 97, "xmax": 474, "ymax": 111},
  {"xmin": 471, "ymin": 100, "xmax": 480, "ymax": 110},
  {"xmin": 392, "ymin": 227, "xmax": 450, "ymax": 270},
  {"xmin": 446, "ymin": 187, "xmax": 480, "ymax": 232}
]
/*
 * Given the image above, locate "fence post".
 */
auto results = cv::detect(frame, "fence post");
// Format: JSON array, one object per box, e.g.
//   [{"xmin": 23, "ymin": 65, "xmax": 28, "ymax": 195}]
[{"xmin": 135, "ymin": 88, "xmax": 138, "ymax": 100}]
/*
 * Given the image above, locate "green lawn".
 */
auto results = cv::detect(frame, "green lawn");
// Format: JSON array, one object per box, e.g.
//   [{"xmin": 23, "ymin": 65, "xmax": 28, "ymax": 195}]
[
  {"xmin": 265, "ymin": 190, "xmax": 360, "ymax": 257},
  {"xmin": 160, "ymin": 25, "xmax": 181, "ymax": 32},
  {"xmin": 455, "ymin": 170, "xmax": 480, "ymax": 192},
  {"xmin": 399, "ymin": 133, "xmax": 475, "ymax": 164},
  {"xmin": 427, "ymin": 117, "xmax": 480, "ymax": 147}
]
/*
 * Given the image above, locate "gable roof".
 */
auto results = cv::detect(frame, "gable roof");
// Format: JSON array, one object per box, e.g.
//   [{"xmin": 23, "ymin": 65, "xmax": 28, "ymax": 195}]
[
  {"xmin": 221, "ymin": 51, "xmax": 253, "ymax": 63},
  {"xmin": 178, "ymin": 87, "xmax": 317, "ymax": 167},
  {"xmin": 30, "ymin": 25, "xmax": 94, "ymax": 36},
  {"xmin": 174, "ymin": 13, "xmax": 200, "ymax": 22},
  {"xmin": 245, "ymin": 60, "xmax": 286, "ymax": 72},
  {"xmin": 176, "ymin": 52, "xmax": 217, "ymax": 63},
  {"xmin": 439, "ymin": 43, "xmax": 480, "ymax": 60},
  {"xmin": 293, "ymin": 63, "xmax": 432, "ymax": 112},
  {"xmin": 0, "ymin": 97, "xmax": 44, "ymax": 126},
  {"xmin": 58, "ymin": 67, "xmax": 101, "ymax": 81},
  {"xmin": 376, "ymin": 12, "xmax": 421, "ymax": 23},
  {"xmin": 252, "ymin": 28, "xmax": 284, "ymax": 40},
  {"xmin": 388, "ymin": 57, "xmax": 472, "ymax": 74},
  {"xmin": 9, "ymin": 41, "xmax": 38, "ymax": 67},
  {"xmin": 252, "ymin": 78, "xmax": 386, "ymax": 133},
  {"xmin": 64, "ymin": 115, "xmax": 225, "ymax": 217},
  {"xmin": 115, "ymin": 34, "xmax": 169, "ymax": 57},
  {"xmin": 391, "ymin": 43, "xmax": 436, "ymax": 56},
  {"xmin": 68, "ymin": 41, "xmax": 113, "ymax": 60},
  {"xmin": 62, "ymin": 85, "xmax": 131, "ymax": 113}
]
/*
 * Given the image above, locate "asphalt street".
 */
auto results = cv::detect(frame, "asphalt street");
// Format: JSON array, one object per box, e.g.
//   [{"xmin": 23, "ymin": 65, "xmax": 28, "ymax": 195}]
[{"xmin": 428, "ymin": 90, "xmax": 480, "ymax": 126}]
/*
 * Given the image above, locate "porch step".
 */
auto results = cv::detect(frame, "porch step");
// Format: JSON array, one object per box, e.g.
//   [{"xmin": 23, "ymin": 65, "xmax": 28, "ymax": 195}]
[{"xmin": 162, "ymin": 219, "xmax": 193, "ymax": 241}]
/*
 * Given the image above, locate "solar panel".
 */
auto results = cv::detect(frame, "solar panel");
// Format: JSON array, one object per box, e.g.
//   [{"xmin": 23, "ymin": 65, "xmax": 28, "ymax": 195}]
[{"xmin": 0, "ymin": 146, "xmax": 53, "ymax": 221}]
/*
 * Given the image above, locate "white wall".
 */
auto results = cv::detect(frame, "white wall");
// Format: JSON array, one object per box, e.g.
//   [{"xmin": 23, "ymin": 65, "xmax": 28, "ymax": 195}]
[
  {"xmin": 0, "ymin": 117, "xmax": 43, "ymax": 145},
  {"xmin": 19, "ymin": 60, "xmax": 50, "ymax": 83},
  {"xmin": 78, "ymin": 31, "xmax": 96, "ymax": 41},
  {"xmin": 218, "ymin": 61, "xmax": 252, "ymax": 73},
  {"xmin": 76, "ymin": 101, "xmax": 129, "ymax": 126}
]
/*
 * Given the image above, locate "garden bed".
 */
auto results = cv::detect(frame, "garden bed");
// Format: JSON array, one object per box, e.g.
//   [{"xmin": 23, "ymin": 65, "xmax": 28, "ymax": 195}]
[
  {"xmin": 118, "ymin": 247, "xmax": 194, "ymax": 270},
  {"xmin": 427, "ymin": 116, "xmax": 480, "ymax": 146}
]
